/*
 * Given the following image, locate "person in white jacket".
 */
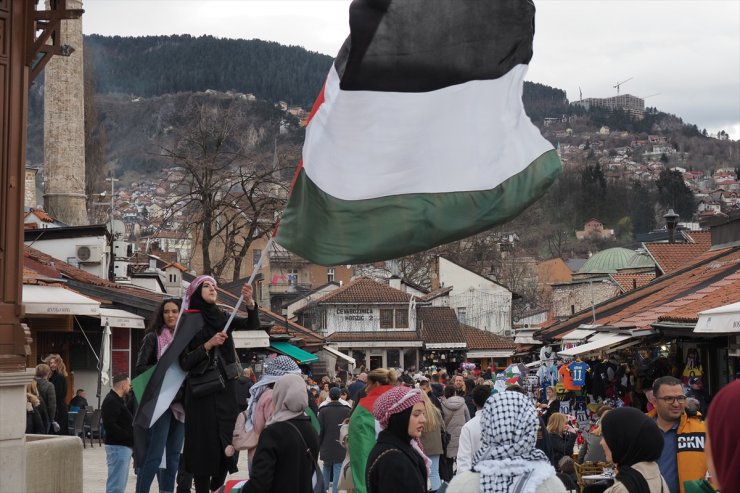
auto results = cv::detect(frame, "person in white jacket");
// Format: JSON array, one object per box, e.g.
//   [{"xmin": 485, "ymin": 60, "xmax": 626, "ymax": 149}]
[
  {"xmin": 447, "ymin": 391, "xmax": 566, "ymax": 493},
  {"xmin": 456, "ymin": 385, "xmax": 492, "ymax": 472}
]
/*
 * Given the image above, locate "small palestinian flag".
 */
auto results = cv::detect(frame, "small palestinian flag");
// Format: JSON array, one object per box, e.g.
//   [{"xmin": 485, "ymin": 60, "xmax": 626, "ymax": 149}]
[{"xmin": 275, "ymin": 0, "xmax": 561, "ymax": 265}]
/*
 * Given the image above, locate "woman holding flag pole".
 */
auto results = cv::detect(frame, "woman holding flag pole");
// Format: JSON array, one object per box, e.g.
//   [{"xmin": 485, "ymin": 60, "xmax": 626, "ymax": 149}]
[{"xmin": 178, "ymin": 275, "xmax": 261, "ymax": 493}]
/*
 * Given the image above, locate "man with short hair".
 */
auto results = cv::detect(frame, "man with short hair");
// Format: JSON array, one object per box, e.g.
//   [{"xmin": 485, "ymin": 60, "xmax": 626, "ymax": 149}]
[
  {"xmin": 102, "ymin": 374, "xmax": 134, "ymax": 493},
  {"xmin": 452, "ymin": 374, "xmax": 465, "ymax": 392},
  {"xmin": 347, "ymin": 372, "xmax": 367, "ymax": 402},
  {"xmin": 685, "ymin": 377, "xmax": 708, "ymax": 416},
  {"xmin": 648, "ymin": 375, "xmax": 707, "ymax": 493},
  {"xmin": 69, "ymin": 389, "xmax": 88, "ymax": 409},
  {"xmin": 456, "ymin": 385, "xmax": 491, "ymax": 472},
  {"xmin": 318, "ymin": 387, "xmax": 351, "ymax": 493}
]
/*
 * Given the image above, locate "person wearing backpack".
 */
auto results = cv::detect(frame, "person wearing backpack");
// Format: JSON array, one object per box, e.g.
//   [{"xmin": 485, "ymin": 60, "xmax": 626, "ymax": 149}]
[{"xmin": 243, "ymin": 374, "xmax": 322, "ymax": 493}]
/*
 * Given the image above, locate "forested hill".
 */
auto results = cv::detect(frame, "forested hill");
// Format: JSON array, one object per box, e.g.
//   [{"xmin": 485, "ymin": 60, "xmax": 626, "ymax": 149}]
[
  {"xmin": 85, "ymin": 34, "xmax": 334, "ymax": 108},
  {"xmin": 84, "ymin": 34, "xmax": 567, "ymax": 111}
]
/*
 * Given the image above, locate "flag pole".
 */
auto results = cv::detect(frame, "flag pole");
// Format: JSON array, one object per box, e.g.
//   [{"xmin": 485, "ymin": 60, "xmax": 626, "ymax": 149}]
[{"xmin": 221, "ymin": 235, "xmax": 275, "ymax": 333}]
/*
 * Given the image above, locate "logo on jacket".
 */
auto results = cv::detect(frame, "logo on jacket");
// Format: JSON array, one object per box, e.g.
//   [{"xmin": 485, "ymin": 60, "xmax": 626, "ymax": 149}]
[{"xmin": 677, "ymin": 433, "xmax": 705, "ymax": 452}]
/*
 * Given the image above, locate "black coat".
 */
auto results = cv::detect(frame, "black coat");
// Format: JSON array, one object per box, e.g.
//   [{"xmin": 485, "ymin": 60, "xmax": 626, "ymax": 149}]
[
  {"xmin": 135, "ymin": 330, "xmax": 159, "ymax": 377},
  {"xmin": 235, "ymin": 376, "xmax": 254, "ymax": 412},
  {"xmin": 366, "ymin": 430, "xmax": 427, "ymax": 493},
  {"xmin": 27, "ymin": 406, "xmax": 45, "ymax": 434},
  {"xmin": 179, "ymin": 308, "xmax": 260, "ymax": 477},
  {"xmin": 243, "ymin": 416, "xmax": 320, "ymax": 493},
  {"xmin": 318, "ymin": 401, "xmax": 351, "ymax": 462},
  {"xmin": 49, "ymin": 371, "xmax": 68, "ymax": 431},
  {"xmin": 547, "ymin": 431, "xmax": 576, "ymax": 470}
]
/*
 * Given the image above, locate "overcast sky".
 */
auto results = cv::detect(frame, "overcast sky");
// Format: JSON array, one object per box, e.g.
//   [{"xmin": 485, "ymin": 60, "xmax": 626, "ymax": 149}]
[{"xmin": 81, "ymin": 0, "xmax": 739, "ymax": 140}]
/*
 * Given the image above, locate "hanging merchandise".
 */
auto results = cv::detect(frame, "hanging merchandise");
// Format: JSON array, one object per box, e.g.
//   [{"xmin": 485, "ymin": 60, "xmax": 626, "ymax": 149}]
[{"xmin": 681, "ymin": 348, "xmax": 703, "ymax": 385}]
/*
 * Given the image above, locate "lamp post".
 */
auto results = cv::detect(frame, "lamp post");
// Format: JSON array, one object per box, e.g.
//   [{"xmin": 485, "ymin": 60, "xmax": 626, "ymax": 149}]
[{"xmin": 664, "ymin": 209, "xmax": 679, "ymax": 244}]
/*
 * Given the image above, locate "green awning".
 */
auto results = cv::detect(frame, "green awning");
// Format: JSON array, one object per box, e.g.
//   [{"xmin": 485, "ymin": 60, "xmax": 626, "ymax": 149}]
[{"xmin": 270, "ymin": 341, "xmax": 319, "ymax": 364}]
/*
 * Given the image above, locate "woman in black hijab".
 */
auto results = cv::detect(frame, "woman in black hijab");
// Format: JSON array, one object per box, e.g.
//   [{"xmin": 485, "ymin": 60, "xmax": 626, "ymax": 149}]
[
  {"xmin": 600, "ymin": 407, "xmax": 669, "ymax": 493},
  {"xmin": 179, "ymin": 275, "xmax": 261, "ymax": 493}
]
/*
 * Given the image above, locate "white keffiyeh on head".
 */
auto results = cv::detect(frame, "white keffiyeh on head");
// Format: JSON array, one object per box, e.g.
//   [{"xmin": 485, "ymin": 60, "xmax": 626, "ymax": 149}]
[
  {"xmin": 244, "ymin": 355, "xmax": 301, "ymax": 432},
  {"xmin": 472, "ymin": 391, "xmax": 556, "ymax": 493}
]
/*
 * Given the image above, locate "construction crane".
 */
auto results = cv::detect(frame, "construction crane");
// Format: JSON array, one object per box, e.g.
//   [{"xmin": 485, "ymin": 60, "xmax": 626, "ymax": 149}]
[
  {"xmin": 613, "ymin": 77, "xmax": 633, "ymax": 95},
  {"xmin": 642, "ymin": 93, "xmax": 661, "ymax": 99}
]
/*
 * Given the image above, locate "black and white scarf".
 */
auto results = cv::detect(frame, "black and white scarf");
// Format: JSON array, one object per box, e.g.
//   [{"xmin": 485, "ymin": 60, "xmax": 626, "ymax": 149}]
[{"xmin": 472, "ymin": 391, "xmax": 556, "ymax": 493}]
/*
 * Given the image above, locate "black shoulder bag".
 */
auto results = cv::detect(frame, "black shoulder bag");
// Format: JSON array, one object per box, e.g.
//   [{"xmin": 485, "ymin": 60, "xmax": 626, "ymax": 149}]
[
  {"xmin": 285, "ymin": 421, "xmax": 325, "ymax": 493},
  {"xmin": 189, "ymin": 347, "xmax": 225, "ymax": 398}
]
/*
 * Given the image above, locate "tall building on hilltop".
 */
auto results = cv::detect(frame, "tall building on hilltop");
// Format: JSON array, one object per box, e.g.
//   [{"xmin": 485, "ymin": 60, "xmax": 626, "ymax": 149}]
[
  {"xmin": 572, "ymin": 94, "xmax": 645, "ymax": 119},
  {"xmin": 43, "ymin": 0, "xmax": 88, "ymax": 225}
]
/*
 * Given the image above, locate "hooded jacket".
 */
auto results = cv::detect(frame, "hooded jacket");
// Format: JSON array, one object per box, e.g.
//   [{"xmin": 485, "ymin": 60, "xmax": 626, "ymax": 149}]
[
  {"xmin": 646, "ymin": 409, "xmax": 707, "ymax": 493},
  {"xmin": 441, "ymin": 396, "xmax": 470, "ymax": 458}
]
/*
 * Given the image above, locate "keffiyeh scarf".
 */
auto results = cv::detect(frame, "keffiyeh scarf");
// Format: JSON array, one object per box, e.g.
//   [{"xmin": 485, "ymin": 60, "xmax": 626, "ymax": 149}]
[
  {"xmin": 372, "ymin": 386, "xmax": 431, "ymax": 475},
  {"xmin": 244, "ymin": 355, "xmax": 301, "ymax": 432},
  {"xmin": 472, "ymin": 391, "xmax": 556, "ymax": 493}
]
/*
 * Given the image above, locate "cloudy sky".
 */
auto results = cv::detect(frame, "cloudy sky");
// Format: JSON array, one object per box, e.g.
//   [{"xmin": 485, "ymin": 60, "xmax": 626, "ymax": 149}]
[{"xmin": 81, "ymin": 0, "xmax": 739, "ymax": 140}]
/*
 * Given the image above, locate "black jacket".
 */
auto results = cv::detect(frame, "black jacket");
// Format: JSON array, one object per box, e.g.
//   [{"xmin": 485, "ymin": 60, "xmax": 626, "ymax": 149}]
[
  {"xmin": 244, "ymin": 416, "xmax": 320, "ymax": 493},
  {"xmin": 547, "ymin": 431, "xmax": 576, "ymax": 470},
  {"xmin": 179, "ymin": 308, "xmax": 260, "ymax": 477},
  {"xmin": 102, "ymin": 390, "xmax": 134, "ymax": 447},
  {"xmin": 135, "ymin": 330, "xmax": 159, "ymax": 377},
  {"xmin": 318, "ymin": 401, "xmax": 351, "ymax": 462},
  {"xmin": 366, "ymin": 430, "xmax": 427, "ymax": 493}
]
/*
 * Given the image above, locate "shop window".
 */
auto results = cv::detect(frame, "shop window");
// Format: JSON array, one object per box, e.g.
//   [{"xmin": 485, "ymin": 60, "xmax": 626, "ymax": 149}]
[
  {"xmin": 395, "ymin": 309, "xmax": 408, "ymax": 328},
  {"xmin": 404, "ymin": 349, "xmax": 417, "ymax": 371},
  {"xmin": 387, "ymin": 349, "xmax": 400, "ymax": 368},
  {"xmin": 380, "ymin": 309, "xmax": 394, "ymax": 328}
]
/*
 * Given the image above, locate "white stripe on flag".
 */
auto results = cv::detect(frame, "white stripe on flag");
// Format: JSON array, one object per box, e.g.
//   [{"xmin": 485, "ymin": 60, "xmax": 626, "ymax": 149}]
[
  {"xmin": 303, "ymin": 64, "xmax": 553, "ymax": 200},
  {"xmin": 151, "ymin": 365, "xmax": 186, "ymax": 427}
]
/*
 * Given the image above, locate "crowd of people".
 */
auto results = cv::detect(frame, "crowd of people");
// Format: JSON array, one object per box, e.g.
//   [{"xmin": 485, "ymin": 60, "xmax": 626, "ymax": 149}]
[{"xmin": 26, "ymin": 275, "xmax": 738, "ymax": 493}]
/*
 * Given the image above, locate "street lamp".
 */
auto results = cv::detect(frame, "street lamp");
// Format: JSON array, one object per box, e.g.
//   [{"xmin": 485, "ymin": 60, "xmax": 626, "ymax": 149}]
[{"xmin": 664, "ymin": 209, "xmax": 679, "ymax": 244}]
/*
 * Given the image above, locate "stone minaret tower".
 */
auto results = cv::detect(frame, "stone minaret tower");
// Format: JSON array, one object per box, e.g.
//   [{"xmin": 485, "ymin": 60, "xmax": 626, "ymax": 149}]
[{"xmin": 43, "ymin": 0, "xmax": 88, "ymax": 225}]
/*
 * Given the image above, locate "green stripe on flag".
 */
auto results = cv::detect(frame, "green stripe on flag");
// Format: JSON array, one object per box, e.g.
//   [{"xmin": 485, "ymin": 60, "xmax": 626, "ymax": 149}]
[
  {"xmin": 276, "ymin": 150, "xmax": 561, "ymax": 265},
  {"xmin": 132, "ymin": 366, "xmax": 155, "ymax": 403}
]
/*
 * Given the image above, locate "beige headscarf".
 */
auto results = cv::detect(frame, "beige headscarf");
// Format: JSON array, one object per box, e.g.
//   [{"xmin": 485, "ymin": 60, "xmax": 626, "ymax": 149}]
[{"xmin": 267, "ymin": 373, "xmax": 308, "ymax": 426}]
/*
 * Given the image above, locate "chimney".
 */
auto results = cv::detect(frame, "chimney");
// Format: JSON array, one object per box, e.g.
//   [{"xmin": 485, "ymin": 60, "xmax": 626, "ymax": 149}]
[
  {"xmin": 25, "ymin": 168, "xmax": 38, "ymax": 209},
  {"xmin": 389, "ymin": 276, "xmax": 402, "ymax": 290}
]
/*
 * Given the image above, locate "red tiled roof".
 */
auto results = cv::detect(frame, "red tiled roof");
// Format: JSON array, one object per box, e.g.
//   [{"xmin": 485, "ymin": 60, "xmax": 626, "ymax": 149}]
[
  {"xmin": 657, "ymin": 271, "xmax": 740, "ymax": 323},
  {"xmin": 326, "ymin": 330, "xmax": 420, "ymax": 343},
  {"xmin": 644, "ymin": 231, "xmax": 712, "ymax": 274},
  {"xmin": 461, "ymin": 324, "xmax": 516, "ymax": 350},
  {"xmin": 610, "ymin": 272, "xmax": 656, "ymax": 293},
  {"xmin": 311, "ymin": 277, "xmax": 412, "ymax": 305},
  {"xmin": 26, "ymin": 209, "xmax": 55, "ymax": 223},
  {"xmin": 417, "ymin": 307, "xmax": 465, "ymax": 346},
  {"xmin": 537, "ymin": 246, "xmax": 740, "ymax": 340}
]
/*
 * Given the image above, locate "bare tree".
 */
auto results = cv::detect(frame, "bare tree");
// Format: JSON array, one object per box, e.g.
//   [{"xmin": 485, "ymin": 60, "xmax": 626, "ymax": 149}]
[{"xmin": 159, "ymin": 98, "xmax": 292, "ymax": 279}]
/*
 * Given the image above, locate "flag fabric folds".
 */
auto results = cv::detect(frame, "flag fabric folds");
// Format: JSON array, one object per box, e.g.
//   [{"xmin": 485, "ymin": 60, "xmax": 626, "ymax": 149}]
[
  {"xmin": 275, "ymin": 0, "xmax": 561, "ymax": 266},
  {"xmin": 132, "ymin": 311, "xmax": 203, "ymax": 466}
]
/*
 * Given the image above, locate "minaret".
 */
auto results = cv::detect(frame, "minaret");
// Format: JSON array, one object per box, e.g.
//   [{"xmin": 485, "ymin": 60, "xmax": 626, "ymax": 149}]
[{"xmin": 43, "ymin": 0, "xmax": 88, "ymax": 225}]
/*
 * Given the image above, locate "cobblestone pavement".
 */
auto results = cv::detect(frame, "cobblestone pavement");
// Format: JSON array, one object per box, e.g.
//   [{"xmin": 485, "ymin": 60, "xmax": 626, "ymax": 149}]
[{"xmin": 82, "ymin": 444, "xmax": 249, "ymax": 493}]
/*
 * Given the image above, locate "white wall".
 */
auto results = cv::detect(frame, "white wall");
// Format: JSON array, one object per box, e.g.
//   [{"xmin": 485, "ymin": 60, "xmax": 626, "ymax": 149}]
[
  {"xmin": 325, "ymin": 304, "xmax": 416, "ymax": 336},
  {"xmin": 438, "ymin": 257, "xmax": 512, "ymax": 334},
  {"xmin": 25, "ymin": 235, "xmax": 109, "ymax": 279}
]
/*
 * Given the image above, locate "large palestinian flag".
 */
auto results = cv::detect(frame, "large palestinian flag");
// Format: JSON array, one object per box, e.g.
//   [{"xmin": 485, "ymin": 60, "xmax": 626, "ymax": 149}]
[
  {"xmin": 347, "ymin": 386, "xmax": 389, "ymax": 493},
  {"xmin": 275, "ymin": 0, "xmax": 561, "ymax": 266}
]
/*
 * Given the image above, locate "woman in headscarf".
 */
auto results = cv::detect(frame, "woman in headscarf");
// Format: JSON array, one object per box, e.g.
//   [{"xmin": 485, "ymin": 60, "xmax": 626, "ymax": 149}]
[
  {"xmin": 600, "ymin": 406, "xmax": 668, "ymax": 493},
  {"xmin": 447, "ymin": 391, "xmax": 566, "ymax": 493},
  {"xmin": 366, "ymin": 385, "xmax": 429, "ymax": 493},
  {"xmin": 348, "ymin": 367, "xmax": 397, "ymax": 493},
  {"xmin": 134, "ymin": 297, "xmax": 184, "ymax": 493},
  {"xmin": 243, "ymin": 373, "xmax": 320, "ymax": 493},
  {"xmin": 243, "ymin": 355, "xmax": 302, "ymax": 467},
  {"xmin": 704, "ymin": 379, "xmax": 740, "ymax": 492},
  {"xmin": 179, "ymin": 275, "xmax": 260, "ymax": 493}
]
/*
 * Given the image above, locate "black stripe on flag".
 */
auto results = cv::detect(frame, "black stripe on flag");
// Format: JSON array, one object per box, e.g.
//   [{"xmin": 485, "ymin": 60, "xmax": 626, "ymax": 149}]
[{"xmin": 335, "ymin": 0, "xmax": 536, "ymax": 93}]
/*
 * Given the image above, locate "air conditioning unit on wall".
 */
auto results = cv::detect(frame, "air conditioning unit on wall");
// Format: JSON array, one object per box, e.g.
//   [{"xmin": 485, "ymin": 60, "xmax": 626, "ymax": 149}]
[{"xmin": 76, "ymin": 244, "xmax": 103, "ymax": 263}]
